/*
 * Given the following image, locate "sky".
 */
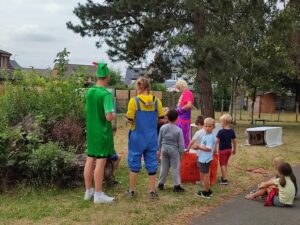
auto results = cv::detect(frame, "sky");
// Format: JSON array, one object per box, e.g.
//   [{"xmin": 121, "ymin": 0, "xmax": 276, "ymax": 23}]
[{"xmin": 0, "ymin": 0, "xmax": 128, "ymax": 75}]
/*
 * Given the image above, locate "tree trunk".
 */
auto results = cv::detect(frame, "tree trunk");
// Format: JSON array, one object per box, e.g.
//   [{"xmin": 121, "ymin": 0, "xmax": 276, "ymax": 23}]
[
  {"xmin": 250, "ymin": 87, "xmax": 257, "ymax": 125},
  {"xmin": 193, "ymin": 11, "xmax": 215, "ymax": 118},
  {"xmin": 197, "ymin": 68, "xmax": 215, "ymax": 118}
]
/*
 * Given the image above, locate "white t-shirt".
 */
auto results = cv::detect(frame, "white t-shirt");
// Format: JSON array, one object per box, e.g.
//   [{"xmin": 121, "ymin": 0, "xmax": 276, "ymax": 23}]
[{"xmin": 192, "ymin": 128, "xmax": 205, "ymax": 144}]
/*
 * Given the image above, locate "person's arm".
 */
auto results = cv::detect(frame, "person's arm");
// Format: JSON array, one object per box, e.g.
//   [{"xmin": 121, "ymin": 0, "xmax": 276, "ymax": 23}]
[
  {"xmin": 158, "ymin": 127, "xmax": 163, "ymax": 150},
  {"xmin": 215, "ymin": 137, "xmax": 220, "ymax": 154},
  {"xmin": 104, "ymin": 93, "xmax": 115, "ymax": 122},
  {"xmin": 258, "ymin": 178, "xmax": 276, "ymax": 189},
  {"xmin": 232, "ymin": 130, "xmax": 237, "ymax": 155},
  {"xmin": 185, "ymin": 139, "xmax": 195, "ymax": 152},
  {"xmin": 178, "ymin": 130, "xmax": 185, "ymax": 155},
  {"xmin": 125, "ymin": 98, "xmax": 136, "ymax": 123},
  {"xmin": 232, "ymin": 138, "xmax": 237, "ymax": 155},
  {"xmin": 106, "ymin": 113, "xmax": 115, "ymax": 121},
  {"xmin": 181, "ymin": 101, "xmax": 193, "ymax": 111}
]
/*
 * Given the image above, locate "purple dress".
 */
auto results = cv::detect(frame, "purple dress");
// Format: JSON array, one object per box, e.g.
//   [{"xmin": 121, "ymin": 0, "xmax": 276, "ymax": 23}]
[{"xmin": 176, "ymin": 89, "xmax": 194, "ymax": 148}]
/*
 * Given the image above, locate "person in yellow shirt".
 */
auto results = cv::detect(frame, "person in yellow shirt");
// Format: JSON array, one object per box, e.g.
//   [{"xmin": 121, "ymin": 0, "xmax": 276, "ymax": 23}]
[{"xmin": 126, "ymin": 76, "xmax": 165, "ymax": 199}]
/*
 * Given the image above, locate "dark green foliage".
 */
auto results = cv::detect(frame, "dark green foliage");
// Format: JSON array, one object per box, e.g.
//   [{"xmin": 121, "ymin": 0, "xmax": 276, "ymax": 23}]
[
  {"xmin": 0, "ymin": 70, "xmax": 86, "ymax": 188},
  {"xmin": 27, "ymin": 142, "xmax": 75, "ymax": 185}
]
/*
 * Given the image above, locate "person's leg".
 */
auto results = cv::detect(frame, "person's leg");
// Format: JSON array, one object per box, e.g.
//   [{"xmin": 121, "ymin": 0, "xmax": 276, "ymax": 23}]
[
  {"xmin": 245, "ymin": 188, "xmax": 267, "ymax": 199},
  {"xmin": 84, "ymin": 157, "xmax": 95, "ymax": 190},
  {"xmin": 158, "ymin": 149, "xmax": 170, "ymax": 185},
  {"xmin": 169, "ymin": 150, "xmax": 181, "ymax": 186},
  {"xmin": 220, "ymin": 165, "xmax": 227, "ymax": 180},
  {"xmin": 129, "ymin": 171, "xmax": 138, "ymax": 192},
  {"xmin": 94, "ymin": 158, "xmax": 107, "ymax": 192},
  {"xmin": 203, "ymin": 173, "xmax": 210, "ymax": 192},
  {"xmin": 144, "ymin": 146, "xmax": 158, "ymax": 193},
  {"xmin": 112, "ymin": 154, "xmax": 122, "ymax": 173},
  {"xmin": 149, "ymin": 173, "xmax": 157, "ymax": 193}
]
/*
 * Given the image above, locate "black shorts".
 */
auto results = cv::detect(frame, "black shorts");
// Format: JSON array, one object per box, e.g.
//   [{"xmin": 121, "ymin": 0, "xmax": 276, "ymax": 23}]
[{"xmin": 198, "ymin": 161, "xmax": 211, "ymax": 174}]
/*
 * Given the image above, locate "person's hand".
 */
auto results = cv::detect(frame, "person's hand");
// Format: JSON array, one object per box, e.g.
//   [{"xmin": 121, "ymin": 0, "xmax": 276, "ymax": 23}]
[
  {"xmin": 157, "ymin": 151, "xmax": 161, "ymax": 160},
  {"xmin": 232, "ymin": 149, "xmax": 236, "ymax": 155},
  {"xmin": 184, "ymin": 148, "xmax": 189, "ymax": 153},
  {"xmin": 258, "ymin": 182, "xmax": 264, "ymax": 189}
]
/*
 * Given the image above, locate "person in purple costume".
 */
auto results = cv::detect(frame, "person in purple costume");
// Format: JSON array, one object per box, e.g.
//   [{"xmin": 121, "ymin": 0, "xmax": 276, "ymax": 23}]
[{"xmin": 176, "ymin": 79, "xmax": 194, "ymax": 148}]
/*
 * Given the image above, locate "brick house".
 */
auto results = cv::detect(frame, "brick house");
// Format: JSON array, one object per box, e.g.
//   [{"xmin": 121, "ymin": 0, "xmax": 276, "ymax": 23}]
[{"xmin": 0, "ymin": 49, "xmax": 12, "ymax": 69}]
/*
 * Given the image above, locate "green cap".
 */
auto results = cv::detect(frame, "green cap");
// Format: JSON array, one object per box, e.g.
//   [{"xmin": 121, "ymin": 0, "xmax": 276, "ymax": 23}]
[{"xmin": 92, "ymin": 62, "xmax": 110, "ymax": 78}]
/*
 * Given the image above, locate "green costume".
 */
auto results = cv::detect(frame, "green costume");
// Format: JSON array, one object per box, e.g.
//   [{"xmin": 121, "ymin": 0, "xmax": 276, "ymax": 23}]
[{"xmin": 86, "ymin": 62, "xmax": 114, "ymax": 158}]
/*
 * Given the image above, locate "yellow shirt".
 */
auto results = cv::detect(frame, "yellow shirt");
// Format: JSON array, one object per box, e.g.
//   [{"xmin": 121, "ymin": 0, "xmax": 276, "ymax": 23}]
[
  {"xmin": 273, "ymin": 177, "xmax": 296, "ymax": 205},
  {"xmin": 126, "ymin": 95, "xmax": 164, "ymax": 131}
]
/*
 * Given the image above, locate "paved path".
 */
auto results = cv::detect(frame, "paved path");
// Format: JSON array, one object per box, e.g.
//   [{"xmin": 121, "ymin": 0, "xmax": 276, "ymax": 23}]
[{"xmin": 191, "ymin": 166, "xmax": 300, "ymax": 225}]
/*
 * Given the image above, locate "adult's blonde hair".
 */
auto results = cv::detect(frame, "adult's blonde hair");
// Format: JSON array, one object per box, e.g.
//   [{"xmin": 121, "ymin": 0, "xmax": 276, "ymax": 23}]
[
  {"xmin": 220, "ymin": 114, "xmax": 232, "ymax": 124},
  {"xmin": 135, "ymin": 76, "xmax": 151, "ymax": 94},
  {"xmin": 176, "ymin": 79, "xmax": 188, "ymax": 89}
]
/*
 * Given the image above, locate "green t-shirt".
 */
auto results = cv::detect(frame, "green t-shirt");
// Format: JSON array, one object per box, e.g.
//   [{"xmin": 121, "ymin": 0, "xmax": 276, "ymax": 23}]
[{"xmin": 86, "ymin": 85, "xmax": 115, "ymax": 157}]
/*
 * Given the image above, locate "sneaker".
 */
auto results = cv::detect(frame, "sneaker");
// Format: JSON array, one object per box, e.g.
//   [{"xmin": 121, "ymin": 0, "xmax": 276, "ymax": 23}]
[
  {"xmin": 149, "ymin": 191, "xmax": 158, "ymax": 199},
  {"xmin": 197, "ymin": 191, "xmax": 211, "ymax": 199},
  {"xmin": 219, "ymin": 177, "xmax": 228, "ymax": 185},
  {"xmin": 173, "ymin": 185, "xmax": 185, "ymax": 192},
  {"xmin": 208, "ymin": 189, "xmax": 213, "ymax": 197},
  {"xmin": 126, "ymin": 190, "xmax": 135, "ymax": 198},
  {"xmin": 84, "ymin": 188, "xmax": 94, "ymax": 200},
  {"xmin": 158, "ymin": 183, "xmax": 164, "ymax": 191},
  {"xmin": 93, "ymin": 192, "xmax": 114, "ymax": 204}
]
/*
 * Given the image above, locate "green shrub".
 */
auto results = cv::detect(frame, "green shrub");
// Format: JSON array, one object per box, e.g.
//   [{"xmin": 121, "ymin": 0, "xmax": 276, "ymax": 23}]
[
  {"xmin": 27, "ymin": 142, "xmax": 76, "ymax": 185},
  {"xmin": 152, "ymin": 83, "xmax": 166, "ymax": 92}
]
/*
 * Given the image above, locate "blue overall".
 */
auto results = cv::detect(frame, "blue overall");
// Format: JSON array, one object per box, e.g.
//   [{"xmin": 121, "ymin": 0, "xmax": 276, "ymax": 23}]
[{"xmin": 128, "ymin": 96, "xmax": 158, "ymax": 173}]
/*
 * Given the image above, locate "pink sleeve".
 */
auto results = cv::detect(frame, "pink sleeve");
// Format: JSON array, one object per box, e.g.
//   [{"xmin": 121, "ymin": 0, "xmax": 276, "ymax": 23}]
[{"xmin": 181, "ymin": 90, "xmax": 194, "ymax": 106}]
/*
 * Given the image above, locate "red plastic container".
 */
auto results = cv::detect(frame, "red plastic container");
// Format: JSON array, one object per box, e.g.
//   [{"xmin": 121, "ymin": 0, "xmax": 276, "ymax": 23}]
[
  {"xmin": 180, "ymin": 152, "xmax": 200, "ymax": 183},
  {"xmin": 210, "ymin": 153, "xmax": 219, "ymax": 184}
]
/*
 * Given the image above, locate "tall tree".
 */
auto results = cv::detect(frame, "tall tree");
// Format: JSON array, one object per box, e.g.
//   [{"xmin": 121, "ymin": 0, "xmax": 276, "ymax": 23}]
[{"xmin": 67, "ymin": 0, "xmax": 233, "ymax": 117}]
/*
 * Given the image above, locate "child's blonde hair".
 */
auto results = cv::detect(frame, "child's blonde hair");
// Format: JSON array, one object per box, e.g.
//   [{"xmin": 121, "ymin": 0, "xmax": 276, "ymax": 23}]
[
  {"xmin": 204, "ymin": 117, "xmax": 215, "ymax": 127},
  {"xmin": 273, "ymin": 156, "xmax": 284, "ymax": 169},
  {"xmin": 135, "ymin": 76, "xmax": 151, "ymax": 94},
  {"xmin": 220, "ymin": 114, "xmax": 232, "ymax": 124}
]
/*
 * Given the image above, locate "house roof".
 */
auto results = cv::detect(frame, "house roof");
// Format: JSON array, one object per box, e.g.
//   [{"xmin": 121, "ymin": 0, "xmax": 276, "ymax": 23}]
[
  {"xmin": 54, "ymin": 63, "xmax": 97, "ymax": 77},
  {"xmin": 125, "ymin": 67, "xmax": 147, "ymax": 85},
  {"xmin": 9, "ymin": 60, "xmax": 22, "ymax": 69},
  {"xmin": 0, "ymin": 49, "xmax": 12, "ymax": 56},
  {"xmin": 22, "ymin": 68, "xmax": 52, "ymax": 77}
]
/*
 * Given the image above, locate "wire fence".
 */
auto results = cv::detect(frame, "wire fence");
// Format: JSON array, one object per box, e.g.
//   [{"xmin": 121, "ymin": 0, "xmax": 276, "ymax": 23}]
[{"xmin": 114, "ymin": 93, "xmax": 299, "ymax": 123}]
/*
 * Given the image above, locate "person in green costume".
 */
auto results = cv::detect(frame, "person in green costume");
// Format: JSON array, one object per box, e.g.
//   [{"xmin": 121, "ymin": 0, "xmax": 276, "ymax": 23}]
[{"xmin": 83, "ymin": 62, "xmax": 115, "ymax": 204}]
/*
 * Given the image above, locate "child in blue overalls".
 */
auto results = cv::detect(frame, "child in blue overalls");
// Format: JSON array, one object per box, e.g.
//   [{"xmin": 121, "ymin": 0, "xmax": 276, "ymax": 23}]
[{"xmin": 126, "ymin": 77, "xmax": 165, "ymax": 199}]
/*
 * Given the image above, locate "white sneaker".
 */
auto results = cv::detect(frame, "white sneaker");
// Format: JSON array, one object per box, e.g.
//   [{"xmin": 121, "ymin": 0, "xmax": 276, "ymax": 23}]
[
  {"xmin": 94, "ymin": 192, "xmax": 114, "ymax": 204},
  {"xmin": 84, "ymin": 188, "xmax": 94, "ymax": 200}
]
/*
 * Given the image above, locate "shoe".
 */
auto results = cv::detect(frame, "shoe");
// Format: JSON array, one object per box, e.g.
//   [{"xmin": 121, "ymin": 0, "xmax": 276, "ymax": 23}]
[
  {"xmin": 208, "ymin": 189, "xmax": 213, "ymax": 197},
  {"xmin": 197, "ymin": 191, "xmax": 211, "ymax": 199},
  {"xmin": 126, "ymin": 190, "xmax": 135, "ymax": 198},
  {"xmin": 84, "ymin": 188, "xmax": 94, "ymax": 200},
  {"xmin": 158, "ymin": 183, "xmax": 164, "ymax": 191},
  {"xmin": 93, "ymin": 192, "xmax": 114, "ymax": 204},
  {"xmin": 149, "ymin": 191, "xmax": 158, "ymax": 199},
  {"xmin": 219, "ymin": 177, "xmax": 228, "ymax": 185},
  {"xmin": 173, "ymin": 185, "xmax": 185, "ymax": 192}
]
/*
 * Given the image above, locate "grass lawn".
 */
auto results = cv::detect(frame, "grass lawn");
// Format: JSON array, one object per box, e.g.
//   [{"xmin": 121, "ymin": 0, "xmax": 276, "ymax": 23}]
[{"xmin": 1, "ymin": 114, "xmax": 300, "ymax": 225}]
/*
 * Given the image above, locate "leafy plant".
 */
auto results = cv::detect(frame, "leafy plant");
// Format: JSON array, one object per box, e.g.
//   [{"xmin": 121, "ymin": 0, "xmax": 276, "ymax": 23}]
[{"xmin": 27, "ymin": 142, "xmax": 75, "ymax": 185}]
